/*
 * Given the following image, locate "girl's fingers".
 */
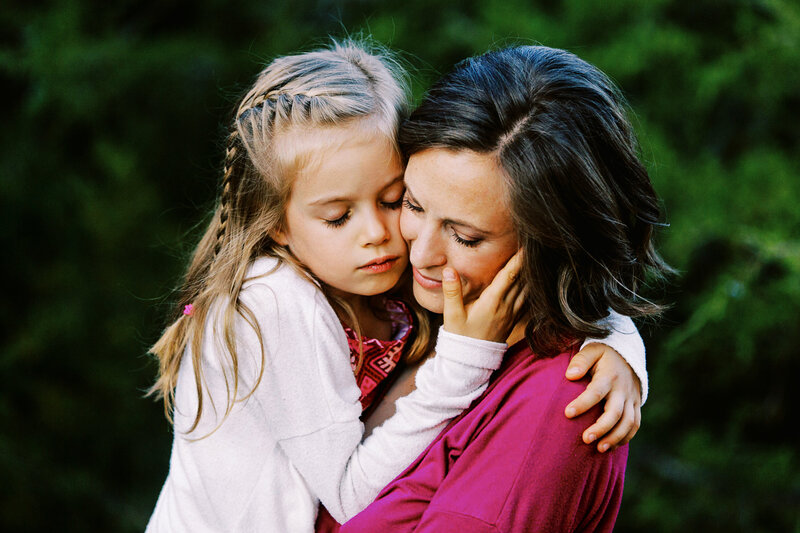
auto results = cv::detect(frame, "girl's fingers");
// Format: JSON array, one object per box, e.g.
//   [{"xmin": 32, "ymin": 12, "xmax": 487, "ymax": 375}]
[
  {"xmin": 502, "ymin": 276, "xmax": 523, "ymax": 305},
  {"xmin": 511, "ymin": 288, "xmax": 527, "ymax": 320},
  {"xmin": 476, "ymin": 250, "xmax": 523, "ymax": 304},
  {"xmin": 565, "ymin": 343, "xmax": 605, "ymax": 381},
  {"xmin": 450, "ymin": 250, "xmax": 523, "ymax": 341},
  {"xmin": 617, "ymin": 402, "xmax": 642, "ymax": 447},
  {"xmin": 565, "ymin": 375, "xmax": 612, "ymax": 418},
  {"xmin": 596, "ymin": 401, "xmax": 636, "ymax": 452},
  {"xmin": 441, "ymin": 267, "xmax": 467, "ymax": 332},
  {"xmin": 580, "ymin": 390, "xmax": 624, "ymax": 444}
]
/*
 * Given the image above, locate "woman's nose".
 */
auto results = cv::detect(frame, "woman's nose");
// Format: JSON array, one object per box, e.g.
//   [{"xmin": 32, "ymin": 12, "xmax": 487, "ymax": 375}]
[{"xmin": 408, "ymin": 223, "xmax": 446, "ymax": 269}]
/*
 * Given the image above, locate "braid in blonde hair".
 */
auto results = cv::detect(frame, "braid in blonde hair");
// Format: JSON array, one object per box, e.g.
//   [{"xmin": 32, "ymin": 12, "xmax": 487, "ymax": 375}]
[{"xmin": 214, "ymin": 131, "xmax": 240, "ymax": 256}]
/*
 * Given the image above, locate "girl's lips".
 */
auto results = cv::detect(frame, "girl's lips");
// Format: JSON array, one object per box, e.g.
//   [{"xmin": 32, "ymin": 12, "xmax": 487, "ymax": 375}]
[
  {"xmin": 359, "ymin": 256, "xmax": 398, "ymax": 274},
  {"xmin": 412, "ymin": 267, "xmax": 442, "ymax": 290}
]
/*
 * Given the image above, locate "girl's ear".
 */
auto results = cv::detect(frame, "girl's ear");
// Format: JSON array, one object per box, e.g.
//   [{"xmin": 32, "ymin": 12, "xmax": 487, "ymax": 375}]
[{"xmin": 271, "ymin": 227, "xmax": 289, "ymax": 246}]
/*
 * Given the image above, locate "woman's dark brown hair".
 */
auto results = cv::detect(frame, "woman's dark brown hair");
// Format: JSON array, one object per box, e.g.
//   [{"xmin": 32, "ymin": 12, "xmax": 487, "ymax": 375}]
[{"xmin": 400, "ymin": 45, "xmax": 672, "ymax": 356}]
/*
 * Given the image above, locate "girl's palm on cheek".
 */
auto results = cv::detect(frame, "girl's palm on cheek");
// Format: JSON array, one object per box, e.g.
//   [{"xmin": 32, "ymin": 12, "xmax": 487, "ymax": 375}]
[{"xmin": 442, "ymin": 251, "xmax": 524, "ymax": 343}]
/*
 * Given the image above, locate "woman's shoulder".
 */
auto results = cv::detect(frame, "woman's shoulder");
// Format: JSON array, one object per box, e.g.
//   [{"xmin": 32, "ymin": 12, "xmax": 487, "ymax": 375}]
[
  {"xmin": 483, "ymin": 347, "xmax": 599, "ymax": 438},
  {"xmin": 499, "ymin": 346, "xmax": 583, "ymax": 399}
]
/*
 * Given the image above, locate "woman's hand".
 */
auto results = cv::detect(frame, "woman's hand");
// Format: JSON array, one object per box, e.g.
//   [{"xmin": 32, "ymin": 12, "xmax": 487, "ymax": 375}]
[
  {"xmin": 441, "ymin": 251, "xmax": 525, "ymax": 343},
  {"xmin": 564, "ymin": 343, "xmax": 642, "ymax": 452}
]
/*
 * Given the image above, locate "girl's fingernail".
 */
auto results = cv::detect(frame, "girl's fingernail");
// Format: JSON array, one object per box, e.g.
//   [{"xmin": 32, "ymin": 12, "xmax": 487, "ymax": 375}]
[
  {"xmin": 566, "ymin": 407, "xmax": 575, "ymax": 417},
  {"xmin": 599, "ymin": 442, "xmax": 609, "ymax": 452},
  {"xmin": 586, "ymin": 433, "xmax": 596, "ymax": 443},
  {"xmin": 443, "ymin": 268, "xmax": 456, "ymax": 281},
  {"xmin": 566, "ymin": 367, "xmax": 579, "ymax": 376}
]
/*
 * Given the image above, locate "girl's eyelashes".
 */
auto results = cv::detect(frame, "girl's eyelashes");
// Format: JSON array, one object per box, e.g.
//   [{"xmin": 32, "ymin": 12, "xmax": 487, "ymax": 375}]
[
  {"xmin": 402, "ymin": 197, "xmax": 423, "ymax": 213},
  {"xmin": 381, "ymin": 198, "xmax": 404, "ymax": 210},
  {"xmin": 324, "ymin": 211, "xmax": 351, "ymax": 228},
  {"xmin": 451, "ymin": 230, "xmax": 482, "ymax": 248},
  {"xmin": 323, "ymin": 194, "xmax": 400, "ymax": 226}
]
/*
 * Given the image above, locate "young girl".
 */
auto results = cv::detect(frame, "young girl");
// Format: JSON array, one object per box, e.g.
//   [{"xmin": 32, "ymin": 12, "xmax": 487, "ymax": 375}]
[{"xmin": 146, "ymin": 40, "xmax": 647, "ymax": 532}]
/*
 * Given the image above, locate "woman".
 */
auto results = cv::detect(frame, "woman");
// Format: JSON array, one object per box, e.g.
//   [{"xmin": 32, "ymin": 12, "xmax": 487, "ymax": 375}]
[{"xmin": 338, "ymin": 45, "xmax": 671, "ymax": 532}]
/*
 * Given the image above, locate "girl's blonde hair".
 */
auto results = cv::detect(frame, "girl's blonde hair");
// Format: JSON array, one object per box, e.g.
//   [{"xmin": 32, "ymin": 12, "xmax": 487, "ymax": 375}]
[{"xmin": 149, "ymin": 39, "xmax": 432, "ymax": 433}]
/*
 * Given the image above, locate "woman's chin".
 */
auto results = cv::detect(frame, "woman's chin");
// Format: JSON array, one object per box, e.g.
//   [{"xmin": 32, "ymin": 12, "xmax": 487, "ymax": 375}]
[{"xmin": 412, "ymin": 282, "xmax": 444, "ymax": 315}]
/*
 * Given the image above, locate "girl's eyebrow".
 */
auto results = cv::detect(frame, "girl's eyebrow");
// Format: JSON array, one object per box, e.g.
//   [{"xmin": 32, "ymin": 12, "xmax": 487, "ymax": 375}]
[
  {"xmin": 406, "ymin": 184, "xmax": 490, "ymax": 236},
  {"xmin": 310, "ymin": 175, "xmax": 405, "ymax": 206},
  {"xmin": 380, "ymin": 174, "xmax": 405, "ymax": 192},
  {"xmin": 309, "ymin": 195, "xmax": 349, "ymax": 206}
]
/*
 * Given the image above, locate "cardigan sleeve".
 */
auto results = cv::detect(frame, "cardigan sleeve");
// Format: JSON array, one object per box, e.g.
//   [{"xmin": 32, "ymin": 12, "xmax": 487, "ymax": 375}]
[
  {"xmin": 233, "ymin": 279, "xmax": 507, "ymax": 525},
  {"xmin": 580, "ymin": 309, "xmax": 648, "ymax": 403}
]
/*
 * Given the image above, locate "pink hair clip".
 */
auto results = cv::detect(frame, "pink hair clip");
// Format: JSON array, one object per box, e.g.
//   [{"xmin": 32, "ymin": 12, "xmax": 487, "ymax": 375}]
[{"xmin": 183, "ymin": 304, "xmax": 194, "ymax": 316}]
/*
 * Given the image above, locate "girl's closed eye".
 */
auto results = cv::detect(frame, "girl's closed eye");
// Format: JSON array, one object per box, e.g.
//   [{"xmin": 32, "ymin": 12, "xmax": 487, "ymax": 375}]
[
  {"xmin": 381, "ymin": 197, "xmax": 404, "ymax": 210},
  {"xmin": 324, "ymin": 211, "xmax": 351, "ymax": 228}
]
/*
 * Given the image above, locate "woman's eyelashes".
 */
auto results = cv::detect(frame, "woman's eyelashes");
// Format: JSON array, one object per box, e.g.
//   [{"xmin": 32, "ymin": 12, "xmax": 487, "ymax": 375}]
[
  {"xmin": 404, "ymin": 195, "xmax": 481, "ymax": 247},
  {"xmin": 451, "ymin": 230, "xmax": 482, "ymax": 248},
  {"xmin": 402, "ymin": 197, "xmax": 423, "ymax": 213}
]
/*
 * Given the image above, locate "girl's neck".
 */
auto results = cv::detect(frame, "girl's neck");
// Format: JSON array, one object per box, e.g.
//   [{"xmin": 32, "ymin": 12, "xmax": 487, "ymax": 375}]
[{"xmin": 329, "ymin": 289, "xmax": 393, "ymax": 341}]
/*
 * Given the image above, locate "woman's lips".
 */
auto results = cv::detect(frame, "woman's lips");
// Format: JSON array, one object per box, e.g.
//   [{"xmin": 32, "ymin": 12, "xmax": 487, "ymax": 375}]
[
  {"xmin": 412, "ymin": 267, "xmax": 442, "ymax": 290},
  {"xmin": 359, "ymin": 255, "xmax": 398, "ymax": 274}
]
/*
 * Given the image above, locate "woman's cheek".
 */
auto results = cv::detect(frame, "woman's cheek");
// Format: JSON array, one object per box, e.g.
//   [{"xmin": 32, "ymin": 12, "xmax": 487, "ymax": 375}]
[
  {"xmin": 462, "ymin": 280, "xmax": 488, "ymax": 306},
  {"xmin": 460, "ymin": 254, "xmax": 510, "ymax": 304},
  {"xmin": 399, "ymin": 211, "xmax": 414, "ymax": 242}
]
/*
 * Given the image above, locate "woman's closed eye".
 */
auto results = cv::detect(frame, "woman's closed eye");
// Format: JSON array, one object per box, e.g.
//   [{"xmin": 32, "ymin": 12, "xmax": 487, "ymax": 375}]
[
  {"xmin": 451, "ymin": 229, "xmax": 482, "ymax": 248},
  {"xmin": 402, "ymin": 197, "xmax": 423, "ymax": 213}
]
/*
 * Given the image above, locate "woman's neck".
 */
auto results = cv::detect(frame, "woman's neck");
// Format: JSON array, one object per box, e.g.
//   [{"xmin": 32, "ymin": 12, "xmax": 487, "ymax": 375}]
[{"xmin": 505, "ymin": 320, "xmax": 528, "ymax": 347}]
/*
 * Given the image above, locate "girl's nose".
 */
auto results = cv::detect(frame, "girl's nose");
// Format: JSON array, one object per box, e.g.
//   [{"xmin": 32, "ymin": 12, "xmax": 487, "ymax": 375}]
[{"xmin": 362, "ymin": 209, "xmax": 391, "ymax": 247}]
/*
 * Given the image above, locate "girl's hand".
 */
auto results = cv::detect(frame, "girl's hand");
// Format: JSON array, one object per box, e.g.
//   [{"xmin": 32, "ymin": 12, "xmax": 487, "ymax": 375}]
[
  {"xmin": 442, "ymin": 251, "xmax": 525, "ymax": 343},
  {"xmin": 564, "ymin": 343, "xmax": 642, "ymax": 452}
]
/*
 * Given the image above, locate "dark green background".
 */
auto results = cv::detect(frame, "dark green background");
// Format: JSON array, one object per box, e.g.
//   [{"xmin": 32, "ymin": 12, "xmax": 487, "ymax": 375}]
[{"xmin": 2, "ymin": 0, "xmax": 798, "ymax": 531}]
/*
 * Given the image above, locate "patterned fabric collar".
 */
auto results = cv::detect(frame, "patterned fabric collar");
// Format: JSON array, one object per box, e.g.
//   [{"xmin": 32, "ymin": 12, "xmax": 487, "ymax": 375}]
[{"xmin": 342, "ymin": 299, "xmax": 414, "ymax": 410}]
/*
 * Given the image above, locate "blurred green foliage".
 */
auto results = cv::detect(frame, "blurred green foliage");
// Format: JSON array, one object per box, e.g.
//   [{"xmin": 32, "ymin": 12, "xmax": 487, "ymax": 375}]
[{"xmin": 1, "ymin": 0, "xmax": 798, "ymax": 531}]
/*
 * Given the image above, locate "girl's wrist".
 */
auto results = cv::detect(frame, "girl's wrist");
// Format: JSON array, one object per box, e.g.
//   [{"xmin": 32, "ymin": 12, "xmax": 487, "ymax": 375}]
[{"xmin": 435, "ymin": 327, "xmax": 507, "ymax": 369}]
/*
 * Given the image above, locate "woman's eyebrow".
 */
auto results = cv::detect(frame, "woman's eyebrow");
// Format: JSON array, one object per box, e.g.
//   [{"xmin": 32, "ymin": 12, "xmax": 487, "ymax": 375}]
[
  {"xmin": 407, "ymin": 184, "xmax": 490, "ymax": 235},
  {"xmin": 443, "ymin": 217, "xmax": 489, "ymax": 236},
  {"xmin": 404, "ymin": 184, "xmax": 419, "ymax": 204}
]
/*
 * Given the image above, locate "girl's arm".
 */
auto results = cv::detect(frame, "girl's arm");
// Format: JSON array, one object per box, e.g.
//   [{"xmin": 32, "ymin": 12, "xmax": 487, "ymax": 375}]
[
  {"xmin": 565, "ymin": 311, "xmax": 645, "ymax": 451},
  {"xmin": 261, "ymin": 257, "xmax": 521, "ymax": 524}
]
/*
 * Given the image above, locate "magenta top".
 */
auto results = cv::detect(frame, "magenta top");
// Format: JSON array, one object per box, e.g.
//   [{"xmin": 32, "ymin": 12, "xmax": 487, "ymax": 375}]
[{"xmin": 331, "ymin": 341, "xmax": 628, "ymax": 533}]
